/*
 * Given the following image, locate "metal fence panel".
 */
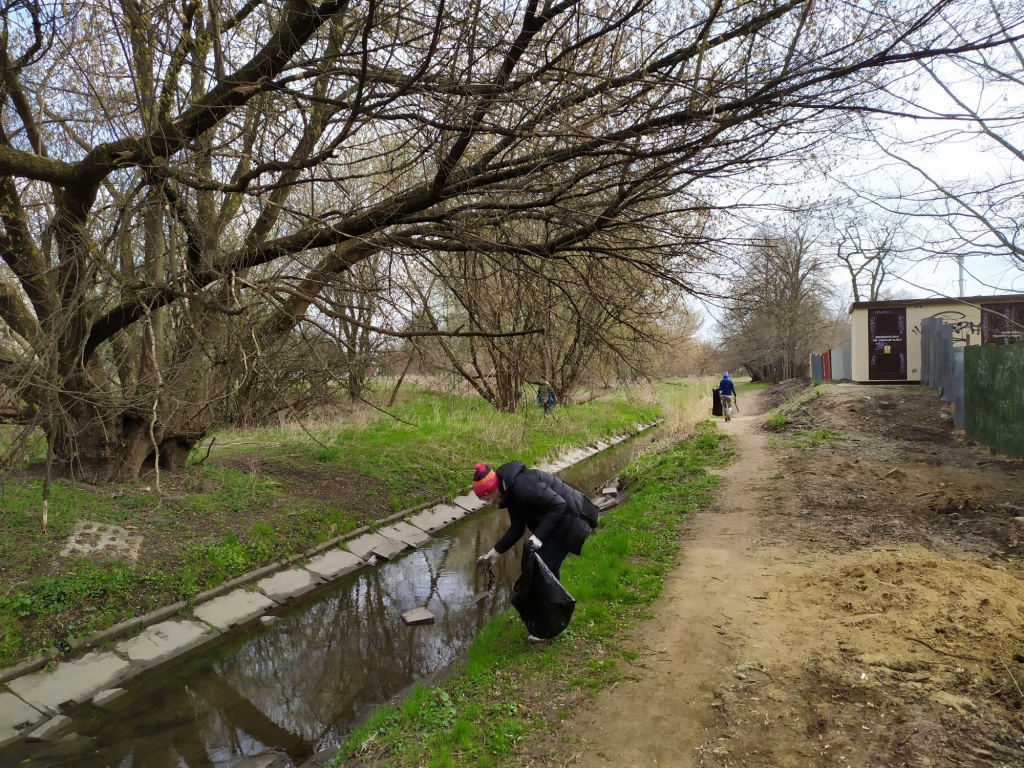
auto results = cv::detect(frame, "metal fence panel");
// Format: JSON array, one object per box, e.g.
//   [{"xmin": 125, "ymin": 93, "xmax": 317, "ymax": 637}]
[
  {"xmin": 965, "ymin": 343, "xmax": 1024, "ymax": 457},
  {"xmin": 952, "ymin": 347, "xmax": 965, "ymax": 429},
  {"xmin": 830, "ymin": 347, "xmax": 847, "ymax": 380},
  {"xmin": 811, "ymin": 354, "xmax": 823, "ymax": 381}
]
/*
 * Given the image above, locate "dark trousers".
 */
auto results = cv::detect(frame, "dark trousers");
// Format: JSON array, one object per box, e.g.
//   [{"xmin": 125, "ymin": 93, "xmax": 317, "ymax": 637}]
[{"xmin": 539, "ymin": 538, "xmax": 570, "ymax": 580}]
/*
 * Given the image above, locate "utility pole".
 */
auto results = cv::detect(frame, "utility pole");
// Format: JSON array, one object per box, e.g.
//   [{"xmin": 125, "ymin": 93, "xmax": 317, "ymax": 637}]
[{"xmin": 956, "ymin": 254, "xmax": 965, "ymax": 297}]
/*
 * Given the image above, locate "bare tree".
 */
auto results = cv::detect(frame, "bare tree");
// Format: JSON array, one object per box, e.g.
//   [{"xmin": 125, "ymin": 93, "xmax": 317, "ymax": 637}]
[
  {"xmin": 824, "ymin": 204, "xmax": 918, "ymax": 302},
  {"xmin": 0, "ymin": 0, "xmax": 1022, "ymax": 479},
  {"xmin": 720, "ymin": 222, "xmax": 842, "ymax": 381},
  {"xmin": 836, "ymin": 1, "xmax": 1024, "ymax": 286}
]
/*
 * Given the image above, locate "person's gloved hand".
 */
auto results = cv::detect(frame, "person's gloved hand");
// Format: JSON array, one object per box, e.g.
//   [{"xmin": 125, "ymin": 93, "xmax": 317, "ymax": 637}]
[
  {"xmin": 477, "ymin": 548, "xmax": 498, "ymax": 567},
  {"xmin": 528, "ymin": 535, "xmax": 543, "ymax": 550}
]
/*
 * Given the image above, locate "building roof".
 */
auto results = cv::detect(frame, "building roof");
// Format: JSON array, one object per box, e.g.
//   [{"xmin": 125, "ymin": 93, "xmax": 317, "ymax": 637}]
[{"xmin": 848, "ymin": 293, "xmax": 1024, "ymax": 314}]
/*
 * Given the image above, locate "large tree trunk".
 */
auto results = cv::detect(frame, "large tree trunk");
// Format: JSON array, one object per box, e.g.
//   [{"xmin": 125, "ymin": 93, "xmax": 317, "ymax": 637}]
[{"xmin": 48, "ymin": 396, "xmax": 203, "ymax": 482}]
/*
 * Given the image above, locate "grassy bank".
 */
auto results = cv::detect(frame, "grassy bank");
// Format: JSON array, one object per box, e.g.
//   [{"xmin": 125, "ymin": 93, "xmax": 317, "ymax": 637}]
[
  {"xmin": 334, "ymin": 421, "xmax": 730, "ymax": 768},
  {"xmin": 0, "ymin": 382, "xmax": 674, "ymax": 670}
]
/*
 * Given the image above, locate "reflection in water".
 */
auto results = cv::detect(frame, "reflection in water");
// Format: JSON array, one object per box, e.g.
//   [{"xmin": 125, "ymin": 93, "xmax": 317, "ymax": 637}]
[{"xmin": 5, "ymin": 429, "xmax": 660, "ymax": 768}]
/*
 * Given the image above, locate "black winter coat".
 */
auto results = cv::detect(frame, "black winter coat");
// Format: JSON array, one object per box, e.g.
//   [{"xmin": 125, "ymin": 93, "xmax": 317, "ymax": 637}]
[{"xmin": 493, "ymin": 461, "xmax": 596, "ymax": 556}]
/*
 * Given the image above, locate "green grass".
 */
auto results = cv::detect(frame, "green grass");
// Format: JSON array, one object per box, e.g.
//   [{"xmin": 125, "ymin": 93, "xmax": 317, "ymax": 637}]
[
  {"xmin": 761, "ymin": 383, "xmax": 821, "ymax": 433},
  {"xmin": 791, "ymin": 428, "xmax": 844, "ymax": 450},
  {"xmin": 737, "ymin": 381, "xmax": 770, "ymax": 393},
  {"xmin": 0, "ymin": 382, "xmax": 672, "ymax": 668},
  {"xmin": 274, "ymin": 389, "xmax": 662, "ymax": 508},
  {"xmin": 335, "ymin": 421, "xmax": 729, "ymax": 767}
]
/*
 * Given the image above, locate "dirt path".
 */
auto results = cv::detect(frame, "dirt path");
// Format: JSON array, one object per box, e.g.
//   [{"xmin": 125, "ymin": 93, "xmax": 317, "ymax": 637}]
[
  {"xmin": 550, "ymin": 386, "xmax": 1024, "ymax": 768},
  {"xmin": 559, "ymin": 392, "xmax": 792, "ymax": 766}
]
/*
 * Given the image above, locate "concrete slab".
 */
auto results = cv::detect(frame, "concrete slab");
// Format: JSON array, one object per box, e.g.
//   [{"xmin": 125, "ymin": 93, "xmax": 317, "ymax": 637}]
[
  {"xmin": 192, "ymin": 589, "xmax": 276, "ymax": 630},
  {"xmin": 563, "ymin": 448, "xmax": 589, "ymax": 465},
  {"xmin": 346, "ymin": 532, "xmax": 408, "ymax": 561},
  {"xmin": 0, "ymin": 691, "xmax": 43, "ymax": 746},
  {"xmin": 408, "ymin": 504, "xmax": 465, "ymax": 533},
  {"xmin": 91, "ymin": 688, "xmax": 127, "ymax": 708},
  {"xmin": 378, "ymin": 521, "xmax": 431, "ymax": 548},
  {"xmin": 602, "ymin": 486, "xmax": 618, "ymax": 495},
  {"xmin": 25, "ymin": 714, "xmax": 72, "ymax": 742},
  {"xmin": 116, "ymin": 619, "xmax": 212, "ymax": 665},
  {"xmin": 452, "ymin": 494, "xmax": 485, "ymax": 512},
  {"xmin": 304, "ymin": 549, "xmax": 365, "ymax": 580},
  {"xmin": 401, "ymin": 608, "xmax": 435, "ymax": 625},
  {"xmin": 60, "ymin": 520, "xmax": 142, "ymax": 564},
  {"xmin": 7, "ymin": 650, "xmax": 129, "ymax": 711},
  {"xmin": 257, "ymin": 568, "xmax": 322, "ymax": 603}
]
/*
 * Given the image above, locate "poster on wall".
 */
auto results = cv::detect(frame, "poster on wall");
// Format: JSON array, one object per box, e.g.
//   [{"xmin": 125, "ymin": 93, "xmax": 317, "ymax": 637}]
[{"xmin": 980, "ymin": 302, "xmax": 1024, "ymax": 345}]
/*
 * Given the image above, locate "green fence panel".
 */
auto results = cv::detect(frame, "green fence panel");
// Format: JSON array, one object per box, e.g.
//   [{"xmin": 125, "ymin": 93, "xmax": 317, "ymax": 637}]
[{"xmin": 964, "ymin": 343, "xmax": 1024, "ymax": 457}]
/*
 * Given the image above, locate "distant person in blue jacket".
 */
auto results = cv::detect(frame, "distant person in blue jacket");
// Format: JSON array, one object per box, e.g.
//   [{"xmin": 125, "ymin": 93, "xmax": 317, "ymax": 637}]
[{"xmin": 718, "ymin": 372, "xmax": 738, "ymax": 421}]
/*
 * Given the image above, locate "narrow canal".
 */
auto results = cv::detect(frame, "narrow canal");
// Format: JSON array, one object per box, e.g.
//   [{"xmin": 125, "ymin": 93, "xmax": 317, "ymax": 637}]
[{"xmin": 7, "ymin": 429, "xmax": 663, "ymax": 768}]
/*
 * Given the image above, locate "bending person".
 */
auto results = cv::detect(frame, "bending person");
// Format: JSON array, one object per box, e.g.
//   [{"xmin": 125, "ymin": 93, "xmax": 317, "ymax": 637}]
[{"xmin": 472, "ymin": 461, "xmax": 597, "ymax": 579}]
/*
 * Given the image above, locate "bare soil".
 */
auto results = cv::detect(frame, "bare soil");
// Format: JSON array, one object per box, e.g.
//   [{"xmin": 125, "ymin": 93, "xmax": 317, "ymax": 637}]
[{"xmin": 540, "ymin": 383, "xmax": 1024, "ymax": 767}]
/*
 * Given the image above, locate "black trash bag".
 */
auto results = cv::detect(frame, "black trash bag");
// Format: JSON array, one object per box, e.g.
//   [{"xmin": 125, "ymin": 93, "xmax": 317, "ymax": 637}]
[
  {"xmin": 712, "ymin": 387, "xmax": 723, "ymax": 416},
  {"xmin": 510, "ymin": 545, "xmax": 576, "ymax": 639}
]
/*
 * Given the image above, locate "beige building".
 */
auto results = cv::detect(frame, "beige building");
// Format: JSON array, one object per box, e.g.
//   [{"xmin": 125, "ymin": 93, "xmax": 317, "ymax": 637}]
[{"xmin": 848, "ymin": 295, "xmax": 1024, "ymax": 382}]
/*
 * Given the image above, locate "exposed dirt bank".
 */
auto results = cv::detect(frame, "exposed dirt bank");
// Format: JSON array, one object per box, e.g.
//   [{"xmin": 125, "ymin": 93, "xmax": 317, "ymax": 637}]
[{"xmin": 540, "ymin": 384, "xmax": 1024, "ymax": 767}]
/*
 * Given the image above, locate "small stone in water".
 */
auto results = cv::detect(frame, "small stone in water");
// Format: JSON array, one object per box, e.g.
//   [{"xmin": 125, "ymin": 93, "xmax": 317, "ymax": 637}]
[{"xmin": 402, "ymin": 608, "xmax": 435, "ymax": 625}]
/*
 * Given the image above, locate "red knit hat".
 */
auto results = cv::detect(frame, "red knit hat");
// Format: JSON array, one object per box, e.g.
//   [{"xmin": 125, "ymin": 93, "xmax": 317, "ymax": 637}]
[{"xmin": 472, "ymin": 462, "xmax": 499, "ymax": 497}]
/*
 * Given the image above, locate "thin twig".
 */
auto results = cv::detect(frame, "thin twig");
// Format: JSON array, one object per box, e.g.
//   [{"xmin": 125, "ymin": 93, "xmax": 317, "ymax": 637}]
[
  {"xmin": 904, "ymin": 636, "xmax": 983, "ymax": 662},
  {"xmin": 194, "ymin": 437, "xmax": 216, "ymax": 466},
  {"xmin": 998, "ymin": 658, "xmax": 1024, "ymax": 701}
]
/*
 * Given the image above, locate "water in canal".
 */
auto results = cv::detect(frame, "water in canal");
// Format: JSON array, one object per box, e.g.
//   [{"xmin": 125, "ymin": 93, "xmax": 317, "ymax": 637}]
[{"xmin": 7, "ymin": 429, "xmax": 662, "ymax": 768}]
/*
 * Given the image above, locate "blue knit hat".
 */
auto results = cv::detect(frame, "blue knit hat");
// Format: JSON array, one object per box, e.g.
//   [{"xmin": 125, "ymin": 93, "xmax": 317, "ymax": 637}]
[{"xmin": 723, "ymin": 372, "xmax": 730, "ymax": 378}]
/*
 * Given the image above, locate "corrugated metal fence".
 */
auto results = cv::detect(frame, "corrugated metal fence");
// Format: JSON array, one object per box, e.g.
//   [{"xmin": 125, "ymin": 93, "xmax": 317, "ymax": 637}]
[
  {"xmin": 964, "ymin": 343, "xmax": 1024, "ymax": 457},
  {"xmin": 810, "ymin": 343, "xmax": 851, "ymax": 383},
  {"xmin": 920, "ymin": 316, "xmax": 965, "ymax": 429}
]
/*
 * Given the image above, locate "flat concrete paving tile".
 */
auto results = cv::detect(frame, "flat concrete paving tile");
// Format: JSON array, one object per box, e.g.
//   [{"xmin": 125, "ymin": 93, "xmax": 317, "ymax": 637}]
[
  {"xmin": 346, "ymin": 532, "xmax": 407, "ymax": 561},
  {"xmin": 452, "ymin": 494, "xmax": 485, "ymax": 512},
  {"xmin": 25, "ymin": 714, "xmax": 72, "ymax": 742},
  {"xmin": 0, "ymin": 691, "xmax": 43, "ymax": 746},
  {"xmin": 91, "ymin": 688, "xmax": 127, "ymax": 707},
  {"xmin": 304, "ymin": 549, "xmax": 365, "ymax": 580},
  {"xmin": 408, "ymin": 504, "xmax": 466, "ymax": 533},
  {"xmin": 7, "ymin": 650, "xmax": 129, "ymax": 711},
  {"xmin": 116, "ymin": 619, "xmax": 212, "ymax": 665},
  {"xmin": 378, "ymin": 521, "xmax": 431, "ymax": 548},
  {"xmin": 406, "ymin": 508, "xmax": 446, "ymax": 533},
  {"xmin": 401, "ymin": 607, "xmax": 435, "ymax": 625},
  {"xmin": 192, "ymin": 589, "xmax": 276, "ymax": 630},
  {"xmin": 257, "ymin": 568, "xmax": 322, "ymax": 602},
  {"xmin": 563, "ymin": 449, "xmax": 588, "ymax": 464}
]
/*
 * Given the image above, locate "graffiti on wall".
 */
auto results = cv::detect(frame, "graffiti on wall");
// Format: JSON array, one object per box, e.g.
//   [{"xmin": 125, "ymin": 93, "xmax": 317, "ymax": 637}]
[{"xmin": 911, "ymin": 311, "xmax": 978, "ymax": 346}]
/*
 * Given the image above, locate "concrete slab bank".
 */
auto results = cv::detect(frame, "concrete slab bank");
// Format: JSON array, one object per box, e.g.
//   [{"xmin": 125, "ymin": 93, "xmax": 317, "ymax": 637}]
[{"xmin": 0, "ymin": 421, "xmax": 660, "ymax": 751}]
